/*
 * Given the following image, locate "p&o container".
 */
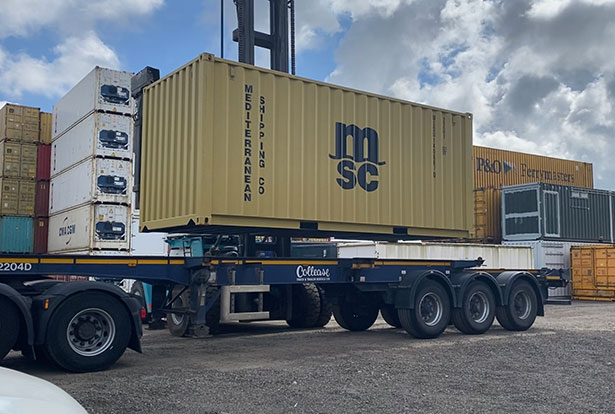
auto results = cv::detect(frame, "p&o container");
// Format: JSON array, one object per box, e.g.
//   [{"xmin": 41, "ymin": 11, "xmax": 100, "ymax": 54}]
[
  {"xmin": 47, "ymin": 204, "xmax": 130, "ymax": 253},
  {"xmin": 50, "ymin": 158, "xmax": 131, "ymax": 215},
  {"xmin": 502, "ymin": 183, "xmax": 614, "ymax": 243},
  {"xmin": 51, "ymin": 112, "xmax": 132, "ymax": 176},
  {"xmin": 0, "ymin": 104, "xmax": 40, "ymax": 143},
  {"xmin": 0, "ymin": 216, "xmax": 33, "ymax": 253},
  {"xmin": 571, "ymin": 245, "xmax": 615, "ymax": 301},
  {"xmin": 140, "ymin": 54, "xmax": 474, "ymax": 239},
  {"xmin": 52, "ymin": 67, "xmax": 133, "ymax": 139}
]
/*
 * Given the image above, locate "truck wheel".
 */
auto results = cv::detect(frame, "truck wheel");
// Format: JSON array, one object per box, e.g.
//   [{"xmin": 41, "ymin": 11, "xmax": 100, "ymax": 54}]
[
  {"xmin": 130, "ymin": 281, "xmax": 150, "ymax": 323},
  {"xmin": 0, "ymin": 298, "xmax": 20, "ymax": 360},
  {"xmin": 44, "ymin": 292, "xmax": 131, "ymax": 372},
  {"xmin": 496, "ymin": 281, "xmax": 537, "ymax": 331},
  {"xmin": 333, "ymin": 295, "xmax": 379, "ymax": 331},
  {"xmin": 398, "ymin": 281, "xmax": 451, "ymax": 339},
  {"xmin": 286, "ymin": 284, "xmax": 321, "ymax": 328},
  {"xmin": 167, "ymin": 286, "xmax": 191, "ymax": 337},
  {"xmin": 313, "ymin": 286, "xmax": 333, "ymax": 328},
  {"xmin": 452, "ymin": 281, "xmax": 495, "ymax": 334},
  {"xmin": 380, "ymin": 304, "xmax": 401, "ymax": 328}
]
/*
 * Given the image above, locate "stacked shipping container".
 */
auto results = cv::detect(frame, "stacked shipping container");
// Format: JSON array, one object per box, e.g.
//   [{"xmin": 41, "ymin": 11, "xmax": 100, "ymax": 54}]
[
  {"xmin": 0, "ymin": 104, "xmax": 40, "ymax": 253},
  {"xmin": 48, "ymin": 67, "xmax": 133, "ymax": 255},
  {"xmin": 34, "ymin": 113, "xmax": 52, "ymax": 253},
  {"xmin": 571, "ymin": 245, "xmax": 615, "ymax": 301}
]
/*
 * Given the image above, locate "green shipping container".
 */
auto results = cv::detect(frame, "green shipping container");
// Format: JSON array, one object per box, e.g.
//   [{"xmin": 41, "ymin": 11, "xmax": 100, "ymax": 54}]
[{"xmin": 0, "ymin": 216, "xmax": 34, "ymax": 253}]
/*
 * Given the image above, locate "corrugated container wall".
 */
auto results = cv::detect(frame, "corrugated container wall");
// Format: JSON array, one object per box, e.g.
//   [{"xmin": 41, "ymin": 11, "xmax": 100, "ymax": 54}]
[
  {"xmin": 35, "ymin": 181, "xmax": 50, "ymax": 217},
  {"xmin": 34, "ymin": 217, "xmax": 49, "ymax": 254},
  {"xmin": 52, "ymin": 67, "xmax": 133, "ymax": 138},
  {"xmin": 0, "ymin": 179, "xmax": 34, "ymax": 216},
  {"xmin": 37, "ymin": 144, "xmax": 51, "ymax": 180},
  {"xmin": 337, "ymin": 241, "xmax": 534, "ymax": 269},
  {"xmin": 141, "ymin": 54, "xmax": 474, "ymax": 239},
  {"xmin": 0, "ymin": 141, "xmax": 37, "ymax": 179},
  {"xmin": 40, "ymin": 112, "xmax": 53, "ymax": 144},
  {"xmin": 571, "ymin": 245, "xmax": 615, "ymax": 301},
  {"xmin": 473, "ymin": 146, "xmax": 593, "ymax": 189},
  {"xmin": 0, "ymin": 104, "xmax": 40, "ymax": 143},
  {"xmin": 0, "ymin": 216, "xmax": 33, "ymax": 253},
  {"xmin": 474, "ymin": 188, "xmax": 501, "ymax": 241},
  {"xmin": 502, "ymin": 183, "xmax": 614, "ymax": 243}
]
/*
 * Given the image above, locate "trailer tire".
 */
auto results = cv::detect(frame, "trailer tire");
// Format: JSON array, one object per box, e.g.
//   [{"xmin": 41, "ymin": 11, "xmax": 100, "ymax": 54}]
[
  {"xmin": 380, "ymin": 304, "xmax": 402, "ymax": 328},
  {"xmin": 452, "ymin": 281, "xmax": 495, "ymax": 335},
  {"xmin": 130, "ymin": 281, "xmax": 150, "ymax": 323},
  {"xmin": 286, "ymin": 284, "xmax": 321, "ymax": 329},
  {"xmin": 167, "ymin": 286, "xmax": 191, "ymax": 337},
  {"xmin": 44, "ymin": 292, "xmax": 131, "ymax": 372},
  {"xmin": 333, "ymin": 295, "xmax": 379, "ymax": 332},
  {"xmin": 313, "ymin": 286, "xmax": 333, "ymax": 328},
  {"xmin": 0, "ymin": 298, "xmax": 20, "ymax": 360},
  {"xmin": 398, "ymin": 281, "xmax": 450, "ymax": 339},
  {"xmin": 496, "ymin": 281, "xmax": 537, "ymax": 331}
]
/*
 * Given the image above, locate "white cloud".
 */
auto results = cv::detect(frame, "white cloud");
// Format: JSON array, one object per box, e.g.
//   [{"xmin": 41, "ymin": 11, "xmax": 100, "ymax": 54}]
[{"xmin": 0, "ymin": 32, "xmax": 119, "ymax": 98}]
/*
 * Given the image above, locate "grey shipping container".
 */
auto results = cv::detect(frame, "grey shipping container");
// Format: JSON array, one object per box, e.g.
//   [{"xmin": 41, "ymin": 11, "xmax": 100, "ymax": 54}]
[{"xmin": 502, "ymin": 182, "xmax": 614, "ymax": 243}]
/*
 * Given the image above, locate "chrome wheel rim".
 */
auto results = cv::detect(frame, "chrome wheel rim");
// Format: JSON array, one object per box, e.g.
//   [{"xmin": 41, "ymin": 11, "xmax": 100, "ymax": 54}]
[
  {"xmin": 513, "ymin": 291, "xmax": 532, "ymax": 320},
  {"xmin": 419, "ymin": 293, "xmax": 443, "ymax": 327},
  {"xmin": 468, "ymin": 291, "xmax": 490, "ymax": 324},
  {"xmin": 67, "ymin": 308, "xmax": 115, "ymax": 357},
  {"xmin": 170, "ymin": 296, "xmax": 185, "ymax": 325}
]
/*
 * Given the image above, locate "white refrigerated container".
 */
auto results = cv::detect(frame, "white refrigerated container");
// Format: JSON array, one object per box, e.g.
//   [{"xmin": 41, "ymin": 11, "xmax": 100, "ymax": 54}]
[
  {"xmin": 52, "ymin": 112, "xmax": 132, "ymax": 176},
  {"xmin": 130, "ymin": 211, "xmax": 168, "ymax": 256},
  {"xmin": 50, "ymin": 158, "xmax": 131, "ymax": 215},
  {"xmin": 48, "ymin": 204, "xmax": 130, "ymax": 252},
  {"xmin": 337, "ymin": 241, "xmax": 534, "ymax": 269},
  {"xmin": 53, "ymin": 67, "xmax": 133, "ymax": 138}
]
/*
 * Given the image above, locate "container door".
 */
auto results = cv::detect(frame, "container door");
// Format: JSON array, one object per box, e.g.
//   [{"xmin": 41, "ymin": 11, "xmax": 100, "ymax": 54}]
[
  {"xmin": 543, "ymin": 190, "xmax": 561, "ymax": 238},
  {"xmin": 502, "ymin": 187, "xmax": 541, "ymax": 240}
]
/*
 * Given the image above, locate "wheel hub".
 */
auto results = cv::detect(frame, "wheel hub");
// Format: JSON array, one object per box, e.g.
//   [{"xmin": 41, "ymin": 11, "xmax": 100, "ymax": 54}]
[
  {"xmin": 468, "ymin": 292, "xmax": 489, "ymax": 324},
  {"xmin": 419, "ymin": 293, "xmax": 443, "ymax": 327},
  {"xmin": 67, "ymin": 308, "xmax": 116, "ymax": 357},
  {"xmin": 513, "ymin": 291, "xmax": 531, "ymax": 320}
]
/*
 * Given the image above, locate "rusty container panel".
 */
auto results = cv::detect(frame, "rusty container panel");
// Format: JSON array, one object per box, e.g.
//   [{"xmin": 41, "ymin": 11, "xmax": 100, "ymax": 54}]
[
  {"xmin": 0, "ymin": 141, "xmax": 21, "ymax": 177},
  {"xmin": 473, "ymin": 146, "xmax": 593, "ymax": 189},
  {"xmin": 40, "ymin": 112, "xmax": 53, "ymax": 144},
  {"xmin": 572, "ymin": 245, "xmax": 615, "ymax": 301},
  {"xmin": 140, "ymin": 54, "xmax": 474, "ymax": 238},
  {"xmin": 35, "ymin": 181, "xmax": 50, "ymax": 217},
  {"xmin": 37, "ymin": 144, "xmax": 51, "ymax": 181},
  {"xmin": 474, "ymin": 188, "xmax": 501, "ymax": 242},
  {"xmin": 34, "ymin": 217, "xmax": 49, "ymax": 254},
  {"xmin": 0, "ymin": 178, "xmax": 19, "ymax": 215}
]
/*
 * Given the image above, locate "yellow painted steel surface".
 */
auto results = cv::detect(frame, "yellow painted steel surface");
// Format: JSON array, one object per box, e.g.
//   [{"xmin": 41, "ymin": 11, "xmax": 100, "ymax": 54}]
[
  {"xmin": 141, "ymin": 54, "xmax": 474, "ymax": 238},
  {"xmin": 473, "ymin": 188, "xmax": 501, "ymax": 242},
  {"xmin": 0, "ymin": 104, "xmax": 40, "ymax": 143},
  {"xmin": 39, "ymin": 112, "xmax": 53, "ymax": 144},
  {"xmin": 473, "ymin": 146, "xmax": 593, "ymax": 189},
  {"xmin": 571, "ymin": 245, "xmax": 615, "ymax": 300},
  {"xmin": 0, "ymin": 141, "xmax": 37, "ymax": 179}
]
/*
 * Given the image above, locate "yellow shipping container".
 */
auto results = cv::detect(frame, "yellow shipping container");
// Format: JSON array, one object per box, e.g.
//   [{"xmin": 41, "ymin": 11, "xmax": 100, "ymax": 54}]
[
  {"xmin": 571, "ymin": 245, "xmax": 615, "ymax": 301},
  {"xmin": 0, "ymin": 103, "xmax": 40, "ymax": 143},
  {"xmin": 40, "ymin": 112, "xmax": 53, "ymax": 144},
  {"xmin": 0, "ymin": 178, "xmax": 19, "ymax": 215},
  {"xmin": 18, "ymin": 180, "xmax": 35, "ymax": 216},
  {"xmin": 0, "ymin": 141, "xmax": 21, "ymax": 177},
  {"xmin": 473, "ymin": 146, "xmax": 593, "ymax": 189},
  {"xmin": 474, "ymin": 188, "xmax": 501, "ymax": 242},
  {"xmin": 141, "ymin": 54, "xmax": 474, "ymax": 238},
  {"xmin": 20, "ymin": 144, "xmax": 37, "ymax": 179}
]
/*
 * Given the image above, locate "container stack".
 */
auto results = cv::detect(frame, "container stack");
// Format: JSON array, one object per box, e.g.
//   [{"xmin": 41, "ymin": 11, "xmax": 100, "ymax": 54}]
[
  {"xmin": 0, "ymin": 104, "xmax": 40, "ymax": 253},
  {"xmin": 48, "ymin": 67, "xmax": 133, "ymax": 256},
  {"xmin": 33, "ymin": 112, "xmax": 52, "ymax": 253}
]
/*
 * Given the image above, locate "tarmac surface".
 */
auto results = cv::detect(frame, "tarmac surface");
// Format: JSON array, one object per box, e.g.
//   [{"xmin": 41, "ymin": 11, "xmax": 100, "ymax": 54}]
[{"xmin": 3, "ymin": 301, "xmax": 615, "ymax": 413}]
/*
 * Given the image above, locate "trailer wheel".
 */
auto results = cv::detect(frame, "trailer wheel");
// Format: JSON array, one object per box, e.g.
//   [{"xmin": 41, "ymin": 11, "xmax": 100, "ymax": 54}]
[
  {"xmin": 0, "ymin": 298, "xmax": 20, "ymax": 360},
  {"xmin": 167, "ymin": 286, "xmax": 191, "ymax": 337},
  {"xmin": 380, "ymin": 304, "xmax": 402, "ymax": 328},
  {"xmin": 286, "ymin": 284, "xmax": 321, "ymax": 328},
  {"xmin": 398, "ymin": 281, "xmax": 451, "ymax": 339},
  {"xmin": 44, "ymin": 292, "xmax": 131, "ymax": 372},
  {"xmin": 333, "ymin": 295, "xmax": 379, "ymax": 332},
  {"xmin": 313, "ymin": 286, "xmax": 333, "ymax": 328},
  {"xmin": 452, "ymin": 281, "xmax": 495, "ymax": 334},
  {"xmin": 496, "ymin": 281, "xmax": 537, "ymax": 331}
]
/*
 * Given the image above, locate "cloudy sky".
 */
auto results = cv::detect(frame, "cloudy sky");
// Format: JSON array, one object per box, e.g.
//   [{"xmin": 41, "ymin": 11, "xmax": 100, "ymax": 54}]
[{"xmin": 1, "ymin": 0, "xmax": 613, "ymax": 189}]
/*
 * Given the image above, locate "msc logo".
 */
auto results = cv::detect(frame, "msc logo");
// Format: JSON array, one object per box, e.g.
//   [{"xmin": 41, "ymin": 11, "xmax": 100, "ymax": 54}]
[
  {"xmin": 476, "ymin": 157, "xmax": 515, "ymax": 175},
  {"xmin": 330, "ymin": 122, "xmax": 386, "ymax": 192}
]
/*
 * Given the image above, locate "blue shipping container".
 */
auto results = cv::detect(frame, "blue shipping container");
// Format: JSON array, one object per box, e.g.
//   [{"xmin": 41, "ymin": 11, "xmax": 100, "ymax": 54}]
[{"xmin": 0, "ymin": 216, "xmax": 34, "ymax": 253}]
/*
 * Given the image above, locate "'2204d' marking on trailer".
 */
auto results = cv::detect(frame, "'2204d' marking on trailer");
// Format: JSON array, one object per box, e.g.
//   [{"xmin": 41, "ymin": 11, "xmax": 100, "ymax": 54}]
[
  {"xmin": 330, "ymin": 122, "xmax": 386, "ymax": 192},
  {"xmin": 295, "ymin": 265, "xmax": 332, "ymax": 282},
  {"xmin": 0, "ymin": 262, "xmax": 33, "ymax": 271}
]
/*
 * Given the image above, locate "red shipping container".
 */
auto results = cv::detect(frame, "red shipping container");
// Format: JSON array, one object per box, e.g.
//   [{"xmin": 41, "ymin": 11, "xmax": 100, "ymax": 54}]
[
  {"xmin": 34, "ymin": 217, "xmax": 49, "ymax": 254},
  {"xmin": 35, "ymin": 181, "xmax": 50, "ymax": 217},
  {"xmin": 36, "ymin": 144, "xmax": 51, "ymax": 181}
]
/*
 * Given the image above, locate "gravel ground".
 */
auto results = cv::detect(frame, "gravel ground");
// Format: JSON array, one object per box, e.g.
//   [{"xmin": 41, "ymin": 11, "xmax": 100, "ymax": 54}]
[{"xmin": 3, "ymin": 301, "xmax": 615, "ymax": 413}]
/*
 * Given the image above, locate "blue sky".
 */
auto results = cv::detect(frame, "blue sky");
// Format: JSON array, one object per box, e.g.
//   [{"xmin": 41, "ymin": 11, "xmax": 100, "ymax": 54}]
[{"xmin": 0, "ymin": 0, "xmax": 613, "ymax": 189}]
